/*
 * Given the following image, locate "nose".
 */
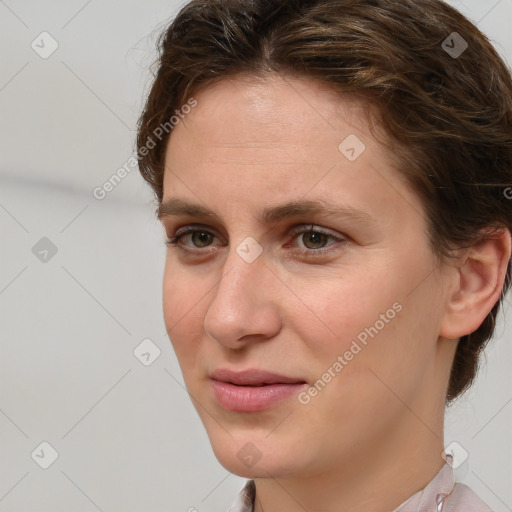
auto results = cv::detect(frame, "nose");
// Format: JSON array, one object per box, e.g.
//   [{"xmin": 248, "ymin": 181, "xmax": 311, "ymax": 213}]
[{"xmin": 203, "ymin": 242, "xmax": 282, "ymax": 349}]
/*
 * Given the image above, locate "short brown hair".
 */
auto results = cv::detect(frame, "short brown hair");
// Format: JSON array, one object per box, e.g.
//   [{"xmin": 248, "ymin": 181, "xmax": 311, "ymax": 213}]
[{"xmin": 137, "ymin": 0, "xmax": 512, "ymax": 403}]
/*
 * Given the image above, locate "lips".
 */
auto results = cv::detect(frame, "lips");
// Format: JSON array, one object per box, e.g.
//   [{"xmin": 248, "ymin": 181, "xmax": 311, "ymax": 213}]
[
  {"xmin": 208, "ymin": 368, "xmax": 308, "ymax": 412},
  {"xmin": 209, "ymin": 368, "xmax": 306, "ymax": 386}
]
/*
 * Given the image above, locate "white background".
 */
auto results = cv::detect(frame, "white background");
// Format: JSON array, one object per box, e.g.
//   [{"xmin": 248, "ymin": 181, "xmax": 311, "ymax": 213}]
[{"xmin": 0, "ymin": 0, "xmax": 511, "ymax": 510}]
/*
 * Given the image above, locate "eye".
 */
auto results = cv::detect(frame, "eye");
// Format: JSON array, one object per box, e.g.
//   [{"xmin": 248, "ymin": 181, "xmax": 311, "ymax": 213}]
[
  {"xmin": 165, "ymin": 225, "xmax": 220, "ymax": 250},
  {"xmin": 165, "ymin": 224, "xmax": 345, "ymax": 257},
  {"xmin": 285, "ymin": 225, "xmax": 345, "ymax": 255}
]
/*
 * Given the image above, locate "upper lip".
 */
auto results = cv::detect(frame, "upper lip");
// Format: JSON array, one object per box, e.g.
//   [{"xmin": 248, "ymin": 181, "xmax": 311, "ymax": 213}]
[{"xmin": 210, "ymin": 368, "xmax": 306, "ymax": 386}]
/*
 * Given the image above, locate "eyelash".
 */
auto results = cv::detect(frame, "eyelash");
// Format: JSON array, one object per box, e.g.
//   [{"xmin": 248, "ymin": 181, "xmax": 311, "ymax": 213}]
[{"xmin": 164, "ymin": 224, "xmax": 345, "ymax": 257}]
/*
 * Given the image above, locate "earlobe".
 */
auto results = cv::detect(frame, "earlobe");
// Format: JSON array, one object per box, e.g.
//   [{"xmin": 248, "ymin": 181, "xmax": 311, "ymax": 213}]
[{"xmin": 439, "ymin": 228, "xmax": 511, "ymax": 340}]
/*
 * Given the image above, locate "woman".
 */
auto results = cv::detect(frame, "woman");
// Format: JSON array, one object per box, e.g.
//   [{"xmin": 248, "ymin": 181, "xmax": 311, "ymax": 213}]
[{"xmin": 136, "ymin": 1, "xmax": 512, "ymax": 510}]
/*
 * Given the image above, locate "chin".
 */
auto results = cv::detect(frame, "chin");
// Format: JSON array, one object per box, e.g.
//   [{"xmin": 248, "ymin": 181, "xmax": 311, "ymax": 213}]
[{"xmin": 208, "ymin": 435, "xmax": 306, "ymax": 479}]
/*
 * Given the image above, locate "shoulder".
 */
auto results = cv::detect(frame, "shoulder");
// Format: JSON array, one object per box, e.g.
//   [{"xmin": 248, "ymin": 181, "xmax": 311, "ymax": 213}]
[{"xmin": 444, "ymin": 482, "xmax": 494, "ymax": 512}]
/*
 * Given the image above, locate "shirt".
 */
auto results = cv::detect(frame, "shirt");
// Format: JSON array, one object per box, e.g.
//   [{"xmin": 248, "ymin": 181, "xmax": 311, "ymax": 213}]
[{"xmin": 227, "ymin": 459, "xmax": 494, "ymax": 512}]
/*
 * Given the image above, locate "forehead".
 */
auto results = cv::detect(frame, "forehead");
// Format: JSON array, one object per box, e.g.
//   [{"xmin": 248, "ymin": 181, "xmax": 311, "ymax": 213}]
[
  {"xmin": 162, "ymin": 74, "xmax": 421, "ymax": 226},
  {"xmin": 169, "ymin": 74, "xmax": 373, "ymax": 148}
]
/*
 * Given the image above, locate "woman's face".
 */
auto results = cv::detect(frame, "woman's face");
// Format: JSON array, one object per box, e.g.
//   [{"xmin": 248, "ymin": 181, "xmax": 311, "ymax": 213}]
[{"xmin": 160, "ymin": 74, "xmax": 455, "ymax": 479}]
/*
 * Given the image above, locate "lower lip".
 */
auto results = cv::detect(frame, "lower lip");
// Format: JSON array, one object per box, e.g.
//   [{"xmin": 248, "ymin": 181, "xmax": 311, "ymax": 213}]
[{"xmin": 210, "ymin": 379, "xmax": 307, "ymax": 412}]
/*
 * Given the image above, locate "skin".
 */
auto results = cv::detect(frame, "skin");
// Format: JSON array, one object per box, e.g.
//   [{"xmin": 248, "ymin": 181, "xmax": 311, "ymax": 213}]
[{"xmin": 158, "ymin": 73, "xmax": 511, "ymax": 512}]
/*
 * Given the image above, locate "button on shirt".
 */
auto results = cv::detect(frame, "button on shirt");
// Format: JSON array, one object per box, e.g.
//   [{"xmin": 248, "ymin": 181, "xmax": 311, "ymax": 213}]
[{"xmin": 228, "ymin": 460, "xmax": 494, "ymax": 512}]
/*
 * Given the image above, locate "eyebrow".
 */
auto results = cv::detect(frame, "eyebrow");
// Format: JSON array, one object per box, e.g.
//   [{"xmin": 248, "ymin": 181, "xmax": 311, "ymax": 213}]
[{"xmin": 157, "ymin": 197, "xmax": 375, "ymax": 226}]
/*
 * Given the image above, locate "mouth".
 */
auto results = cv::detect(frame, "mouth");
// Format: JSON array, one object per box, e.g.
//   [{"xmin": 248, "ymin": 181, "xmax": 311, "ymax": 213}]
[
  {"xmin": 228, "ymin": 382, "xmax": 284, "ymax": 387},
  {"xmin": 209, "ymin": 368, "xmax": 307, "ymax": 387},
  {"xmin": 209, "ymin": 368, "xmax": 307, "ymax": 412}
]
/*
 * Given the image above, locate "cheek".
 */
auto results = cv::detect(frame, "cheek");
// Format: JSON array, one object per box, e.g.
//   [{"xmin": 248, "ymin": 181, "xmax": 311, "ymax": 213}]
[
  {"xmin": 292, "ymin": 271, "xmax": 402, "ymax": 358},
  {"xmin": 162, "ymin": 262, "xmax": 205, "ymax": 360},
  {"xmin": 162, "ymin": 257, "xmax": 207, "ymax": 322},
  {"xmin": 309, "ymin": 274, "xmax": 443, "ymax": 418},
  {"xmin": 293, "ymin": 264, "xmax": 439, "ymax": 393}
]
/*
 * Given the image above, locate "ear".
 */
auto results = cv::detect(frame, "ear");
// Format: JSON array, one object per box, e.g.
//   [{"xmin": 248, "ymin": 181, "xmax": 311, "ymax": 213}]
[{"xmin": 439, "ymin": 228, "xmax": 512, "ymax": 340}]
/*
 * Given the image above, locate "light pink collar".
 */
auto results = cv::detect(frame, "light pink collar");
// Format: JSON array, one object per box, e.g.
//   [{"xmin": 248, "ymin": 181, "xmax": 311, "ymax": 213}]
[{"xmin": 394, "ymin": 459, "xmax": 454, "ymax": 512}]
